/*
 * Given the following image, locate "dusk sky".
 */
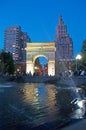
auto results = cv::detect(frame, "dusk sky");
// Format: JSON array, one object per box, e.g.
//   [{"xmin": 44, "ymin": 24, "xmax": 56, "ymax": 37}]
[{"xmin": 0, "ymin": 0, "xmax": 86, "ymax": 57}]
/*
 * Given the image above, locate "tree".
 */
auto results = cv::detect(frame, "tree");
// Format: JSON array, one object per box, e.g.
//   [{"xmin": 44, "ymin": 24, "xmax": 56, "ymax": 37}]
[
  {"xmin": 0, "ymin": 51, "xmax": 15, "ymax": 75},
  {"xmin": 80, "ymin": 39, "xmax": 86, "ymax": 70}
]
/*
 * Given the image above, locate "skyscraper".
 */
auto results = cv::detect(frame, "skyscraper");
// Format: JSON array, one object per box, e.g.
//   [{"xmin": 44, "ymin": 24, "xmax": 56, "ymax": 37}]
[
  {"xmin": 4, "ymin": 25, "xmax": 30, "ymax": 73},
  {"xmin": 55, "ymin": 16, "xmax": 74, "ymax": 71},
  {"xmin": 4, "ymin": 25, "xmax": 30, "ymax": 62}
]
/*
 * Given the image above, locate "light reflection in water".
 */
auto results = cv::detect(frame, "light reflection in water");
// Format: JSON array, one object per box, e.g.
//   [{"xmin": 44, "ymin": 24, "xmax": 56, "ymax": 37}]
[
  {"xmin": 0, "ymin": 82, "xmax": 85, "ymax": 129},
  {"xmin": 23, "ymin": 83, "xmax": 60, "ymax": 125}
]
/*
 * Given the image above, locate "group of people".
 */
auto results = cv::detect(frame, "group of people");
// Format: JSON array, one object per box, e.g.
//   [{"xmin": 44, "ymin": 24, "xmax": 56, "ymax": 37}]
[
  {"xmin": 61, "ymin": 69, "xmax": 86, "ymax": 79},
  {"xmin": 78, "ymin": 70, "xmax": 86, "ymax": 76},
  {"xmin": 74, "ymin": 69, "xmax": 86, "ymax": 76}
]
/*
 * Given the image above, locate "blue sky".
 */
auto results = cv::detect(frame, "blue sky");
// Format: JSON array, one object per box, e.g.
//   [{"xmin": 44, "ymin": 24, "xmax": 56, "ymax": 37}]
[{"xmin": 0, "ymin": 0, "xmax": 86, "ymax": 57}]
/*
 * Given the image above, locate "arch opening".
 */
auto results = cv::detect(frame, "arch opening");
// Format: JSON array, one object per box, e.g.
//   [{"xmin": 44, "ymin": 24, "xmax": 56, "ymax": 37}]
[{"xmin": 34, "ymin": 56, "xmax": 48, "ymax": 76}]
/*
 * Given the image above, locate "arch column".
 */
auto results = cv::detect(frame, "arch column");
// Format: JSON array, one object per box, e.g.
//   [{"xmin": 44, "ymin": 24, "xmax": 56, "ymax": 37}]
[
  {"xmin": 48, "ymin": 60, "xmax": 55, "ymax": 76},
  {"xmin": 26, "ymin": 60, "xmax": 34, "ymax": 75}
]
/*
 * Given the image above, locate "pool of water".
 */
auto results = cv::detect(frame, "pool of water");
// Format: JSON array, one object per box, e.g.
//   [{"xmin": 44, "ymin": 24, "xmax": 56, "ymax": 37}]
[{"xmin": 0, "ymin": 82, "xmax": 85, "ymax": 129}]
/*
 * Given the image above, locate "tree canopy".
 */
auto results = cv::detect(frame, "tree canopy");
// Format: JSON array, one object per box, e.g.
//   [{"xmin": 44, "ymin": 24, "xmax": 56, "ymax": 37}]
[{"xmin": 0, "ymin": 51, "xmax": 15, "ymax": 75}]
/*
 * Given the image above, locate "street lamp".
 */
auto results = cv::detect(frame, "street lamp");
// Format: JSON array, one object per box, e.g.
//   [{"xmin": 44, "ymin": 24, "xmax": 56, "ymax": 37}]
[{"xmin": 75, "ymin": 54, "xmax": 82, "ymax": 72}]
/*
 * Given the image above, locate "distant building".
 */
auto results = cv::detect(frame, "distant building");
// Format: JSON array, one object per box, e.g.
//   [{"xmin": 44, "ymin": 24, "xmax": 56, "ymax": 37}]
[
  {"xmin": 4, "ymin": 25, "xmax": 31, "ymax": 73},
  {"xmin": 20, "ymin": 32, "xmax": 31, "ymax": 62},
  {"xmin": 55, "ymin": 16, "xmax": 74, "ymax": 72},
  {"xmin": 4, "ymin": 25, "xmax": 30, "ymax": 62}
]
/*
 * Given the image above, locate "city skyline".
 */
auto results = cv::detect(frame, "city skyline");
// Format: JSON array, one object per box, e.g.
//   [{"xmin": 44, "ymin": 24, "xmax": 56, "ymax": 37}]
[{"xmin": 0, "ymin": 0, "xmax": 86, "ymax": 57}]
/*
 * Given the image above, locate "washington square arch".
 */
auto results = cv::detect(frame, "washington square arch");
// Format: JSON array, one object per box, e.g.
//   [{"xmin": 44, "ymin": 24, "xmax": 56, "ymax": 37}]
[{"xmin": 26, "ymin": 42, "xmax": 56, "ymax": 76}]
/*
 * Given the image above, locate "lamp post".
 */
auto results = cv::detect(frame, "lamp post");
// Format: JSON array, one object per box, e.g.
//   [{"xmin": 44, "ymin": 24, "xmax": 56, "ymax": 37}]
[{"xmin": 75, "ymin": 54, "xmax": 82, "ymax": 72}]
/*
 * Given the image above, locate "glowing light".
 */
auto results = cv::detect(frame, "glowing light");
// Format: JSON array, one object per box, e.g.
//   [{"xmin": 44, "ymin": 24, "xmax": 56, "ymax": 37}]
[
  {"xmin": 77, "ymin": 101, "xmax": 84, "ymax": 108},
  {"xmin": 76, "ymin": 54, "xmax": 82, "ymax": 60}
]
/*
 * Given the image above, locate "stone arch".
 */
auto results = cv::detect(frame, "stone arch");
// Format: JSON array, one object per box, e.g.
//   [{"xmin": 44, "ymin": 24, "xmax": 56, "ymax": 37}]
[{"xmin": 26, "ymin": 42, "xmax": 56, "ymax": 76}]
